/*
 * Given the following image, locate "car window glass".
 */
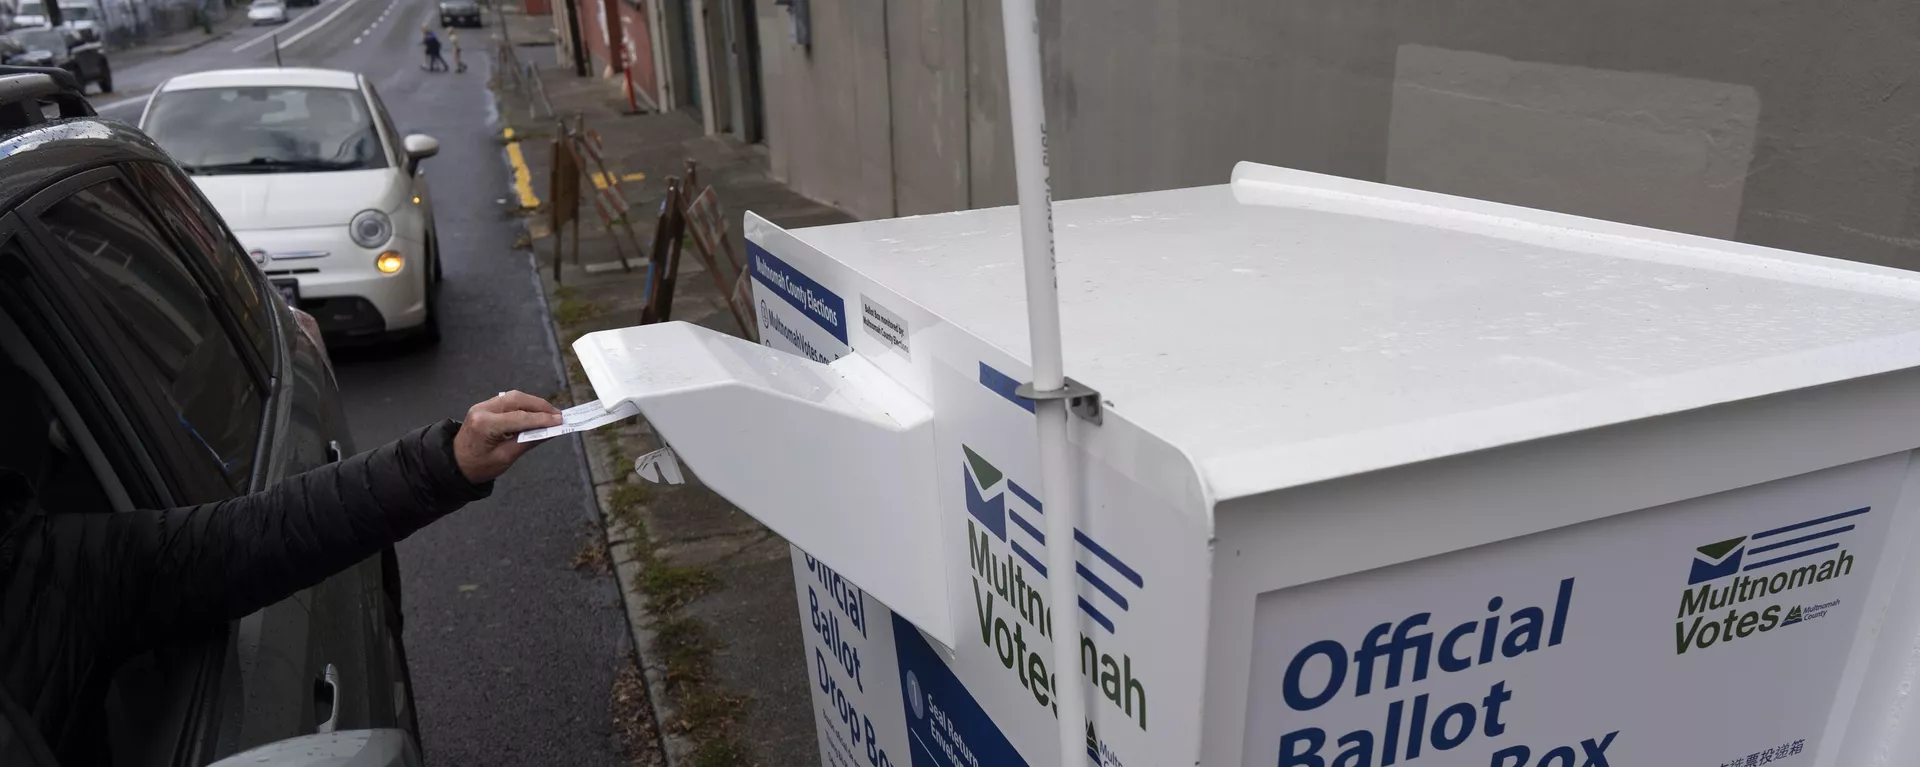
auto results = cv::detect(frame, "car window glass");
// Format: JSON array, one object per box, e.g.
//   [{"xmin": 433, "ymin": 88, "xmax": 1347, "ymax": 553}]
[
  {"xmin": 40, "ymin": 180, "xmax": 262, "ymax": 493},
  {"xmin": 123, "ymin": 162, "xmax": 274, "ymax": 366},
  {"xmin": 0, "ymin": 241, "xmax": 113, "ymax": 517},
  {"xmin": 144, "ymin": 86, "xmax": 389, "ymax": 174},
  {"xmin": 12, "ymin": 29, "xmax": 64, "ymax": 53}
]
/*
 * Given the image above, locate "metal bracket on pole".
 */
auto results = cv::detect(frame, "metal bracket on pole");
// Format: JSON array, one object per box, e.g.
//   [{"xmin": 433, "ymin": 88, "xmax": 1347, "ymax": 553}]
[{"xmin": 1015, "ymin": 378, "xmax": 1103, "ymax": 426}]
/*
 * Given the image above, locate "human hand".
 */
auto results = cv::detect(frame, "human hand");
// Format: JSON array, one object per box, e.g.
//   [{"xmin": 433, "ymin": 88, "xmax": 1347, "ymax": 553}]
[{"xmin": 453, "ymin": 391, "xmax": 563, "ymax": 484}]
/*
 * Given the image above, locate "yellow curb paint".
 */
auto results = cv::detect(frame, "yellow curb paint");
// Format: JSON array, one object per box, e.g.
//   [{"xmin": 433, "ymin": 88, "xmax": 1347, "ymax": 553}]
[
  {"xmin": 590, "ymin": 171, "xmax": 647, "ymax": 190},
  {"xmin": 503, "ymin": 127, "xmax": 539, "ymax": 210}
]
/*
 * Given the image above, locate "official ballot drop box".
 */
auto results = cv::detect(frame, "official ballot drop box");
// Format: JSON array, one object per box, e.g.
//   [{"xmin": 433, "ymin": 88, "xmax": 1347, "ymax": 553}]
[{"xmin": 573, "ymin": 162, "xmax": 1920, "ymax": 767}]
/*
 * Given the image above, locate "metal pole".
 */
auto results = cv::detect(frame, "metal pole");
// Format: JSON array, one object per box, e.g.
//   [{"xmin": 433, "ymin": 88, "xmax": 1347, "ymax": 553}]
[
  {"xmin": 999, "ymin": 0, "xmax": 1087, "ymax": 765},
  {"xmin": 272, "ymin": 33, "xmax": 282, "ymax": 66}
]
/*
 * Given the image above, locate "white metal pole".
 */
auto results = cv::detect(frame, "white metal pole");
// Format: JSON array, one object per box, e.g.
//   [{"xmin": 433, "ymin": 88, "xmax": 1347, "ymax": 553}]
[{"xmin": 998, "ymin": 1, "xmax": 1087, "ymax": 764}]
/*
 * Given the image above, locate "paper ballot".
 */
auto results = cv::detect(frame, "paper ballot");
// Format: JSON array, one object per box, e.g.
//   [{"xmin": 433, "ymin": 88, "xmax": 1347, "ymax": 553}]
[{"xmin": 515, "ymin": 399, "xmax": 641, "ymax": 442}]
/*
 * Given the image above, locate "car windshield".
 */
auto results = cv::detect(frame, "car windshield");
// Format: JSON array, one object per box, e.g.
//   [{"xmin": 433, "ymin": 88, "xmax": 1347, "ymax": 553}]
[
  {"xmin": 252, "ymin": 1, "xmax": 280, "ymax": 7},
  {"xmin": 11, "ymin": 29, "xmax": 63, "ymax": 51},
  {"xmin": 16, "ymin": 1, "xmax": 40, "ymax": 14},
  {"xmin": 144, "ymin": 86, "xmax": 390, "ymax": 174},
  {"xmin": 59, "ymin": 5, "xmax": 93, "ymax": 20}
]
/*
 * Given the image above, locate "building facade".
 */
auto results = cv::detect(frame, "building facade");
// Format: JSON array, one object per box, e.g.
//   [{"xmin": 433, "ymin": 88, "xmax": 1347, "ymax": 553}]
[{"xmin": 567, "ymin": 0, "xmax": 1920, "ymax": 274}]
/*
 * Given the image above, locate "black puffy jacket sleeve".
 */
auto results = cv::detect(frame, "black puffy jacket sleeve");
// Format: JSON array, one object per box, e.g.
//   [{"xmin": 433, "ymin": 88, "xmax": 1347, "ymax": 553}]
[
  {"xmin": 0, "ymin": 420, "xmax": 488, "ymax": 759},
  {"xmin": 82, "ymin": 419, "xmax": 487, "ymax": 653}
]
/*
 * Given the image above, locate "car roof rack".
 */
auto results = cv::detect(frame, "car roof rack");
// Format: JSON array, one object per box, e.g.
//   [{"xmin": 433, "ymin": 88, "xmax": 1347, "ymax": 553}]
[{"xmin": 0, "ymin": 65, "xmax": 95, "ymax": 134}]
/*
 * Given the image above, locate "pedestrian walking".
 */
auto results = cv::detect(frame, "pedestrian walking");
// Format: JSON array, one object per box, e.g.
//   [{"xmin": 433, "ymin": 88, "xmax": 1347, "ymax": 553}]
[
  {"xmin": 422, "ymin": 25, "xmax": 448, "ymax": 72},
  {"xmin": 451, "ymin": 30, "xmax": 466, "ymax": 72}
]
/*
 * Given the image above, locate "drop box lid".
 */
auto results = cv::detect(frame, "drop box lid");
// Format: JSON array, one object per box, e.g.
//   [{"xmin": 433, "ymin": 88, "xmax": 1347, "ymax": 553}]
[{"xmin": 775, "ymin": 163, "xmax": 1920, "ymax": 502}]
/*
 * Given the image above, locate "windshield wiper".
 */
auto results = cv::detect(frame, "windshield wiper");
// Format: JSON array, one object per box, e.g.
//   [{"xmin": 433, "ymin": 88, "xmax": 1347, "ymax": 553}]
[{"xmin": 182, "ymin": 158, "xmax": 355, "ymax": 175}]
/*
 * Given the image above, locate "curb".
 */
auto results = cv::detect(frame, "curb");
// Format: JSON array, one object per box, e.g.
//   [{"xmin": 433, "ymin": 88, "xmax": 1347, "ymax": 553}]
[
  {"xmin": 601, "ymin": 479, "xmax": 697, "ymax": 767},
  {"xmin": 490, "ymin": 70, "xmax": 693, "ymax": 767}
]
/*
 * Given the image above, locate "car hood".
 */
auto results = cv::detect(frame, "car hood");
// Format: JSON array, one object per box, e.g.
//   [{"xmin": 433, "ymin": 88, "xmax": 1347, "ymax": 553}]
[{"xmin": 192, "ymin": 170, "xmax": 400, "ymax": 231}]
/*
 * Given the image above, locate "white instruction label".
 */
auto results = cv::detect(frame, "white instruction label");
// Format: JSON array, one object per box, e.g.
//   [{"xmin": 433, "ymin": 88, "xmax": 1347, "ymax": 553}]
[{"xmin": 860, "ymin": 294, "xmax": 910, "ymax": 358}]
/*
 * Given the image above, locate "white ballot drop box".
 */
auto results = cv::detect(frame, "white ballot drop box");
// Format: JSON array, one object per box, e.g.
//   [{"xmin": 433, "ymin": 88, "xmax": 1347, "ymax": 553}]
[{"xmin": 573, "ymin": 162, "xmax": 1920, "ymax": 767}]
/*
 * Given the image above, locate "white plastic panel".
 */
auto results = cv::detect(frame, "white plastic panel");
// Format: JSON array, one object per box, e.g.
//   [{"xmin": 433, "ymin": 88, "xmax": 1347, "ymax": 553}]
[{"xmin": 573, "ymin": 322, "xmax": 954, "ymax": 646}]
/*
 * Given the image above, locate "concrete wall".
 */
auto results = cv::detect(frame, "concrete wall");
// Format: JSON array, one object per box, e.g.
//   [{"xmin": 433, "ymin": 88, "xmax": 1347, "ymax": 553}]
[
  {"xmin": 754, "ymin": 0, "xmax": 894, "ymax": 219},
  {"xmin": 756, "ymin": 0, "xmax": 1920, "ymax": 271}
]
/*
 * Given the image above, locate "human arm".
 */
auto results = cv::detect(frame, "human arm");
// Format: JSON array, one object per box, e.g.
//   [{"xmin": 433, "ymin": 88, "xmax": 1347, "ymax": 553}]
[{"xmin": 65, "ymin": 391, "xmax": 560, "ymax": 652}]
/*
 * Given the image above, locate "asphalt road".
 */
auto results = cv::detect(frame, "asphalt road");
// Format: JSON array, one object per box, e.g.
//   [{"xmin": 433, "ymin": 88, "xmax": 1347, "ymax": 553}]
[{"xmin": 101, "ymin": 6, "xmax": 632, "ymax": 765}]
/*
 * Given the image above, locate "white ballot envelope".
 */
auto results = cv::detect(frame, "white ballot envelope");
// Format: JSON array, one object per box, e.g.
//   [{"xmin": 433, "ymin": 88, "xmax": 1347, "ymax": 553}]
[{"xmin": 515, "ymin": 399, "xmax": 641, "ymax": 443}]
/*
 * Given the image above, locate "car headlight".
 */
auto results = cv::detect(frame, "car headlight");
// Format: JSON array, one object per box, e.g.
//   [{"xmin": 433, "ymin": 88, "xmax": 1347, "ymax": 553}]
[{"xmin": 349, "ymin": 209, "xmax": 393, "ymax": 249}]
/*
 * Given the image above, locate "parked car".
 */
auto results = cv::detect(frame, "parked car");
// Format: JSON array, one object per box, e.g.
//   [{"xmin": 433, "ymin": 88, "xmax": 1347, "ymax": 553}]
[
  {"xmin": 247, "ymin": 0, "xmax": 287, "ymax": 24},
  {"xmin": 7, "ymin": 1, "xmax": 42, "ymax": 26},
  {"xmin": 0, "ymin": 26, "xmax": 106, "ymax": 92},
  {"xmin": 140, "ymin": 67, "xmax": 444, "ymax": 345},
  {"xmin": 11, "ymin": 0, "xmax": 105, "ymax": 41},
  {"xmin": 0, "ymin": 66, "xmax": 421, "ymax": 765},
  {"xmin": 437, "ymin": 0, "xmax": 480, "ymax": 27}
]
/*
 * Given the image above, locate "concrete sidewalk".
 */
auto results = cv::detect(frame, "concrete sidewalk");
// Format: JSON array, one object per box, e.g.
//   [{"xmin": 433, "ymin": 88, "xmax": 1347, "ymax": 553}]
[{"xmin": 488, "ymin": 9, "xmax": 849, "ymax": 766}]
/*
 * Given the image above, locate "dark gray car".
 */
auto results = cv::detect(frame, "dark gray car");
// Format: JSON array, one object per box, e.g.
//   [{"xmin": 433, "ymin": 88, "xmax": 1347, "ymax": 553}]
[
  {"xmin": 0, "ymin": 27, "xmax": 108, "ymax": 93},
  {"xmin": 437, "ymin": 0, "xmax": 479, "ymax": 27},
  {"xmin": 0, "ymin": 68, "xmax": 419, "ymax": 767}
]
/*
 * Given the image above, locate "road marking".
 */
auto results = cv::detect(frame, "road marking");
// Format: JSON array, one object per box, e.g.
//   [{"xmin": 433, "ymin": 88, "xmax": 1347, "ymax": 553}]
[
  {"xmin": 231, "ymin": 2, "xmax": 345, "ymax": 53},
  {"xmin": 95, "ymin": 94, "xmax": 148, "ymax": 113},
  {"xmin": 352, "ymin": 0, "xmax": 397, "ymax": 45},
  {"xmin": 276, "ymin": 0, "xmax": 370, "ymax": 49},
  {"xmin": 589, "ymin": 172, "xmax": 645, "ymax": 189},
  {"xmin": 503, "ymin": 128, "xmax": 540, "ymax": 209},
  {"xmin": 230, "ymin": 25, "xmax": 287, "ymax": 52}
]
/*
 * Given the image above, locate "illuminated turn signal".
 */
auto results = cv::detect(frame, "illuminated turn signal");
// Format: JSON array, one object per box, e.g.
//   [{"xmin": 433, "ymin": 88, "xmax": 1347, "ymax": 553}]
[{"xmin": 375, "ymin": 251, "xmax": 404, "ymax": 274}]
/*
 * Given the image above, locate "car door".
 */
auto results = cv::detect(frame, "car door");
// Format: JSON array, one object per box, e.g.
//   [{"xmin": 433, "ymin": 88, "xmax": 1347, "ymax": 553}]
[
  {"xmin": 0, "ymin": 217, "xmax": 174, "ymax": 767},
  {"xmin": 0, "ymin": 209, "xmax": 231, "ymax": 767},
  {"xmin": 120, "ymin": 159, "xmax": 411, "ymax": 747},
  {"xmin": 70, "ymin": 41, "xmax": 100, "ymax": 83},
  {"xmin": 19, "ymin": 167, "xmax": 393, "ymax": 762}
]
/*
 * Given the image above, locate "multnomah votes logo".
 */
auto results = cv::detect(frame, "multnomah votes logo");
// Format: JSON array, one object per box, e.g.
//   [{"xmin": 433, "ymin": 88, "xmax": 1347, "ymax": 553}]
[
  {"xmin": 962, "ymin": 446, "xmax": 1144, "ymax": 633},
  {"xmin": 1674, "ymin": 507, "xmax": 1866, "ymax": 654},
  {"xmin": 961, "ymin": 441, "xmax": 1153, "ymax": 735}
]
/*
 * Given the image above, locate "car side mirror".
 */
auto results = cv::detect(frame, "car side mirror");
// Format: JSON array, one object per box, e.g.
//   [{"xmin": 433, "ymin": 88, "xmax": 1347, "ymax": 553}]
[
  {"xmin": 403, "ymin": 134, "xmax": 438, "ymax": 173},
  {"xmin": 204, "ymin": 730, "xmax": 420, "ymax": 767}
]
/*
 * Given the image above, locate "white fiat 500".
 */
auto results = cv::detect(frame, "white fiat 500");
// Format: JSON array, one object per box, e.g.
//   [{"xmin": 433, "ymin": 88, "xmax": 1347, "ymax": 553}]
[{"xmin": 141, "ymin": 67, "xmax": 443, "ymax": 343}]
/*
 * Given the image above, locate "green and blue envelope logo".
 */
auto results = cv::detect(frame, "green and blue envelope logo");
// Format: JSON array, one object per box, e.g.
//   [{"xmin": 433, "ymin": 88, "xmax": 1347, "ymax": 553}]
[
  {"xmin": 1689, "ymin": 536, "xmax": 1747, "ymax": 584},
  {"xmin": 1688, "ymin": 507, "xmax": 1870, "ymax": 586},
  {"xmin": 962, "ymin": 441, "xmax": 1145, "ymax": 634}
]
